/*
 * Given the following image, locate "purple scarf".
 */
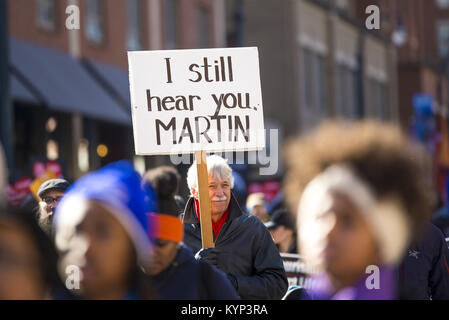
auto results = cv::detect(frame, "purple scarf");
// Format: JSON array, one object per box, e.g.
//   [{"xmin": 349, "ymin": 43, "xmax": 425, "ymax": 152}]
[{"xmin": 306, "ymin": 265, "xmax": 397, "ymax": 300}]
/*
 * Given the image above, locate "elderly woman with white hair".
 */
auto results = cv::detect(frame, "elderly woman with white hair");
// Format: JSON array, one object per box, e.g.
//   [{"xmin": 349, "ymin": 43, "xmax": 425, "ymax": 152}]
[{"xmin": 181, "ymin": 155, "xmax": 288, "ymax": 300}]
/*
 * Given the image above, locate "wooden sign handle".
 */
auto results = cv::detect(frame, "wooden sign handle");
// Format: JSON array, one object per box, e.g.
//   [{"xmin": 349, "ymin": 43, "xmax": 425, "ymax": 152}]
[{"xmin": 195, "ymin": 150, "xmax": 215, "ymax": 249}]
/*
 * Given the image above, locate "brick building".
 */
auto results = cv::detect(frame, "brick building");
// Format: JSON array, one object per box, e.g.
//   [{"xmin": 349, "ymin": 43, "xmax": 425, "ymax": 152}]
[
  {"xmin": 3, "ymin": 0, "xmax": 226, "ymax": 187},
  {"xmin": 350, "ymin": 0, "xmax": 449, "ymax": 202},
  {"xmin": 226, "ymin": 0, "xmax": 399, "ymax": 183},
  {"xmin": 353, "ymin": 0, "xmax": 449, "ymax": 130},
  {"xmin": 232, "ymin": 0, "xmax": 399, "ymax": 136}
]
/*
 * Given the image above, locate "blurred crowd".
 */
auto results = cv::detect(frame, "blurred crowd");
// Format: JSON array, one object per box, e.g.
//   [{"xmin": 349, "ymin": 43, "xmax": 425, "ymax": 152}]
[{"xmin": 0, "ymin": 120, "xmax": 449, "ymax": 300}]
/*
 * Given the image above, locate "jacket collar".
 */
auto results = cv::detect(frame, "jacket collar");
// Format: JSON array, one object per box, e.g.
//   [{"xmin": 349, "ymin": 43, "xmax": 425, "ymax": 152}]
[
  {"xmin": 182, "ymin": 192, "xmax": 244, "ymax": 224},
  {"xmin": 151, "ymin": 245, "xmax": 192, "ymax": 282}
]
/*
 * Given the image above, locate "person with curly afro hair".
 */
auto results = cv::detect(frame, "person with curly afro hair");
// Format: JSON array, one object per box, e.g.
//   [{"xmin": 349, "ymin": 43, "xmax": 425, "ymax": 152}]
[{"xmin": 283, "ymin": 120, "xmax": 433, "ymax": 300}]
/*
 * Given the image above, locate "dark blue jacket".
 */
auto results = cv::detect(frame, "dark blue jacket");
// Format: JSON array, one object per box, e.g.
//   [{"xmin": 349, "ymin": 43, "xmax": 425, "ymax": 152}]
[
  {"xmin": 398, "ymin": 223, "xmax": 449, "ymax": 300},
  {"xmin": 433, "ymin": 206, "xmax": 449, "ymax": 238},
  {"xmin": 182, "ymin": 195, "xmax": 288, "ymax": 300},
  {"xmin": 149, "ymin": 244, "xmax": 240, "ymax": 300}
]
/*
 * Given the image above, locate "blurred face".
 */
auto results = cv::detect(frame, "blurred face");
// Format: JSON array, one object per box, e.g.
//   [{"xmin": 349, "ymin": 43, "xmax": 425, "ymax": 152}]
[
  {"xmin": 191, "ymin": 173, "xmax": 231, "ymax": 222},
  {"xmin": 59, "ymin": 201, "xmax": 135, "ymax": 299},
  {"xmin": 250, "ymin": 205, "xmax": 267, "ymax": 221},
  {"xmin": 39, "ymin": 190, "xmax": 65, "ymax": 231},
  {"xmin": 269, "ymin": 225, "xmax": 293, "ymax": 245},
  {"xmin": 0, "ymin": 221, "xmax": 46, "ymax": 299},
  {"xmin": 146, "ymin": 239, "xmax": 179, "ymax": 276},
  {"xmin": 300, "ymin": 192, "xmax": 380, "ymax": 289}
]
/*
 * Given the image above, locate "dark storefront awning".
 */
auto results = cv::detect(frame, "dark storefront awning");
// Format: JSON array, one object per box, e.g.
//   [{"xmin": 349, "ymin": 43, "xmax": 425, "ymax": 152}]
[
  {"xmin": 9, "ymin": 38, "xmax": 131, "ymax": 126},
  {"xmin": 10, "ymin": 72, "xmax": 40, "ymax": 105},
  {"xmin": 83, "ymin": 59, "xmax": 131, "ymax": 106}
]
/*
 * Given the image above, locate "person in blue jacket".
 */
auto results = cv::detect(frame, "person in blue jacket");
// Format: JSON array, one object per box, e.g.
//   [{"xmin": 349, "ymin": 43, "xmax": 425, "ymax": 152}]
[
  {"xmin": 143, "ymin": 166, "xmax": 239, "ymax": 300},
  {"xmin": 399, "ymin": 223, "xmax": 449, "ymax": 299}
]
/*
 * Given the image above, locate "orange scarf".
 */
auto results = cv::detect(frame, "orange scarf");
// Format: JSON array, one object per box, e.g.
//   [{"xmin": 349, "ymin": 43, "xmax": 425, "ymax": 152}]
[{"xmin": 147, "ymin": 213, "xmax": 184, "ymax": 243}]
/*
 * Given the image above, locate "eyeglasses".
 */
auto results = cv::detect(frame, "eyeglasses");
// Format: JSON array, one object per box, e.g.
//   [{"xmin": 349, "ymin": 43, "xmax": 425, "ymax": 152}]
[{"xmin": 42, "ymin": 196, "xmax": 63, "ymax": 205}]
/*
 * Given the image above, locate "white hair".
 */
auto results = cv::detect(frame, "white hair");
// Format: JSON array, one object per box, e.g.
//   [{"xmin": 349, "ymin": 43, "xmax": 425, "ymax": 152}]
[{"xmin": 187, "ymin": 155, "xmax": 234, "ymax": 195}]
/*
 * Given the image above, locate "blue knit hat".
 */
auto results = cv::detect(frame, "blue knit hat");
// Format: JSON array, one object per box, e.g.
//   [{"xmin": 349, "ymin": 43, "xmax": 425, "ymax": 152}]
[{"xmin": 54, "ymin": 161, "xmax": 157, "ymax": 267}]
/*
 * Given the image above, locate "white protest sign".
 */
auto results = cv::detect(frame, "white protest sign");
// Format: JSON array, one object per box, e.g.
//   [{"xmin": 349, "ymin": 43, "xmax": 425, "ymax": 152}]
[
  {"xmin": 128, "ymin": 47, "xmax": 265, "ymax": 155},
  {"xmin": 280, "ymin": 253, "xmax": 316, "ymax": 289}
]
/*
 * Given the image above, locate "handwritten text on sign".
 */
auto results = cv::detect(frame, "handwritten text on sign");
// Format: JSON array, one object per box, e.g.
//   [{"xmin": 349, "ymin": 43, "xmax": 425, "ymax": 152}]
[
  {"xmin": 128, "ymin": 47, "xmax": 265, "ymax": 155},
  {"xmin": 280, "ymin": 253, "xmax": 316, "ymax": 289}
]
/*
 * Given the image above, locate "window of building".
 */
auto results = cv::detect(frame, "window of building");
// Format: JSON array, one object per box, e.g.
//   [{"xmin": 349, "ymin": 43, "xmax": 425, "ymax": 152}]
[
  {"xmin": 366, "ymin": 79, "xmax": 376, "ymax": 118},
  {"xmin": 336, "ymin": 65, "xmax": 345, "ymax": 116},
  {"xmin": 335, "ymin": 0, "xmax": 349, "ymax": 11},
  {"xmin": 437, "ymin": 21, "xmax": 449, "ymax": 58},
  {"xmin": 86, "ymin": 0, "xmax": 104, "ymax": 44},
  {"xmin": 336, "ymin": 64, "xmax": 358, "ymax": 118},
  {"xmin": 198, "ymin": 6, "xmax": 210, "ymax": 48},
  {"xmin": 165, "ymin": 0, "xmax": 178, "ymax": 49},
  {"xmin": 314, "ymin": 53, "xmax": 327, "ymax": 112},
  {"xmin": 301, "ymin": 48, "xmax": 313, "ymax": 108},
  {"xmin": 301, "ymin": 48, "xmax": 327, "ymax": 112},
  {"xmin": 379, "ymin": 83, "xmax": 388, "ymax": 119},
  {"xmin": 36, "ymin": 0, "xmax": 56, "ymax": 31},
  {"xmin": 127, "ymin": 0, "xmax": 142, "ymax": 50},
  {"xmin": 367, "ymin": 78, "xmax": 388, "ymax": 119}
]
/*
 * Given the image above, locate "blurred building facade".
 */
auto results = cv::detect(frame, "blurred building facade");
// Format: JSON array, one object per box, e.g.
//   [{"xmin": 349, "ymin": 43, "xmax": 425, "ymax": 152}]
[
  {"xmin": 352, "ymin": 0, "xmax": 449, "ymax": 204},
  {"xmin": 232, "ymin": 0, "xmax": 399, "ymax": 139},
  {"xmin": 4, "ymin": 0, "xmax": 226, "ymax": 188},
  {"xmin": 354, "ymin": 0, "xmax": 449, "ymax": 131},
  {"xmin": 3, "ymin": 0, "xmax": 400, "ymax": 203},
  {"xmin": 226, "ymin": 0, "xmax": 398, "ymax": 186},
  {"xmin": 10, "ymin": 0, "xmax": 443, "ymax": 205}
]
